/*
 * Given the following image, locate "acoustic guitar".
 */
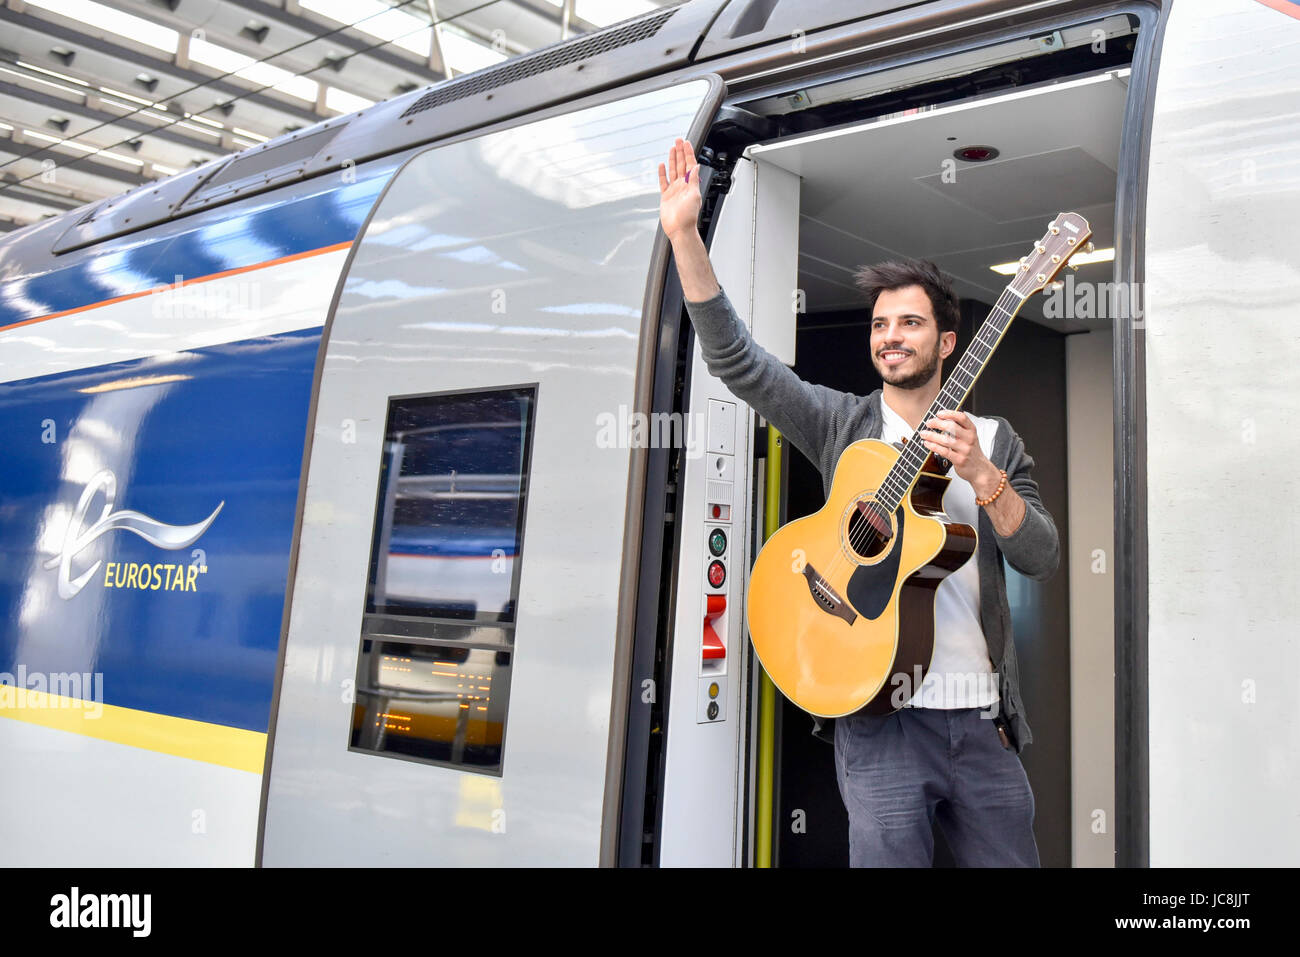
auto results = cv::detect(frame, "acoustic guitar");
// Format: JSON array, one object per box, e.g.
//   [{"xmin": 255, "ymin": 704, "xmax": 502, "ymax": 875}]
[{"xmin": 746, "ymin": 212, "xmax": 1093, "ymax": 717}]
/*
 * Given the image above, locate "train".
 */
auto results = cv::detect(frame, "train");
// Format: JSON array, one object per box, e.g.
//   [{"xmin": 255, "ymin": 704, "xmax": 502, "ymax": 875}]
[{"xmin": 1, "ymin": 0, "xmax": 1297, "ymax": 866}]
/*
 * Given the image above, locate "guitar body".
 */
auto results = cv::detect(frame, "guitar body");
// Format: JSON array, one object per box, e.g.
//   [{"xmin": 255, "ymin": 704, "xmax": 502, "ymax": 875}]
[{"xmin": 747, "ymin": 437, "xmax": 977, "ymax": 717}]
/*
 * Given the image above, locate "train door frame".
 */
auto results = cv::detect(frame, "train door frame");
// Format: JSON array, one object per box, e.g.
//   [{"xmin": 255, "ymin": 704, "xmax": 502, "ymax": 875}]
[
  {"xmin": 611, "ymin": 86, "xmax": 740, "ymax": 869},
  {"xmin": 648, "ymin": 144, "xmax": 801, "ymax": 867},
  {"xmin": 682, "ymin": 0, "xmax": 1167, "ymax": 867}
]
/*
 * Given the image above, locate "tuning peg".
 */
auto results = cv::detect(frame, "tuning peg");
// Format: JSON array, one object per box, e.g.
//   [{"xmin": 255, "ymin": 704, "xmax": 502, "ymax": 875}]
[
  {"xmin": 1046, "ymin": 280, "xmax": 1065, "ymax": 293},
  {"xmin": 1083, "ymin": 241, "xmax": 1095, "ymax": 254}
]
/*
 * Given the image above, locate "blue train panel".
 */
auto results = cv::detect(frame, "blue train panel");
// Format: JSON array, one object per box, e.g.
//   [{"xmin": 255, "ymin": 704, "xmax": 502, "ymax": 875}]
[{"xmin": 0, "ymin": 327, "xmax": 323, "ymax": 732}]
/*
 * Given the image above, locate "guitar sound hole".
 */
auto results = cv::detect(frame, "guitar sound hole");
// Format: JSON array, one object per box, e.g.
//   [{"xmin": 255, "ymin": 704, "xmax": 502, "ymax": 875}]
[{"xmin": 847, "ymin": 502, "xmax": 892, "ymax": 559}]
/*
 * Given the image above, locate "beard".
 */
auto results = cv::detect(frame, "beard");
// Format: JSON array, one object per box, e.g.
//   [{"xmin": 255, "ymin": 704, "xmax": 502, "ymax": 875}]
[{"xmin": 874, "ymin": 338, "xmax": 942, "ymax": 390}]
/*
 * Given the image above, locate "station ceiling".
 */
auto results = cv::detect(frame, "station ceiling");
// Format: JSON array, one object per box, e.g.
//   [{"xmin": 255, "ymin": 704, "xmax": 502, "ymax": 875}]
[{"xmin": 0, "ymin": 0, "xmax": 682, "ymax": 231}]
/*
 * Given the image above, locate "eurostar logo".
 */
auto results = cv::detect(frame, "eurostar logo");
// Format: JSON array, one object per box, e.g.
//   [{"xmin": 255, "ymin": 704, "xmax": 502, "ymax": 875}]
[{"xmin": 44, "ymin": 469, "xmax": 224, "ymax": 600}]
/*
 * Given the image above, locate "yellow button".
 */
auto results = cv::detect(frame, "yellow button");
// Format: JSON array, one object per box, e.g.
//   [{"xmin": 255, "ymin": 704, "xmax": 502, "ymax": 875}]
[{"xmin": 708, "ymin": 682, "xmax": 719, "ymax": 699}]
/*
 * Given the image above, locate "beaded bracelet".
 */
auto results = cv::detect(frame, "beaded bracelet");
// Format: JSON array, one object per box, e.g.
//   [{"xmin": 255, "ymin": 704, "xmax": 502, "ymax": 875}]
[{"xmin": 975, "ymin": 469, "xmax": 1008, "ymax": 507}]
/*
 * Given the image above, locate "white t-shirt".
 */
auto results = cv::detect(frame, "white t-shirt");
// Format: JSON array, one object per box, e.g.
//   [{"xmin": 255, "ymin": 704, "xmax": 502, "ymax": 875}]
[{"xmin": 878, "ymin": 397, "xmax": 1000, "ymax": 709}]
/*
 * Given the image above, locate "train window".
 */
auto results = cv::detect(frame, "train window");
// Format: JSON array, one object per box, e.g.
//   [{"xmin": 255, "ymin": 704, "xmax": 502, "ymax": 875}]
[
  {"xmin": 349, "ymin": 385, "xmax": 536, "ymax": 775},
  {"xmin": 365, "ymin": 386, "xmax": 535, "ymax": 621}
]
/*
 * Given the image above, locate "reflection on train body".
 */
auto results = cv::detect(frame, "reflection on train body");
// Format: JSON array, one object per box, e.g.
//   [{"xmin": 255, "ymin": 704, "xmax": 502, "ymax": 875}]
[{"xmin": 352, "ymin": 641, "xmax": 509, "ymax": 771}]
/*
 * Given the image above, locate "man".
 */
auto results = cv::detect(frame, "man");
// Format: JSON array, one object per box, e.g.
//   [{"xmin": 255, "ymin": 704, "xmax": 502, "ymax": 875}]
[{"xmin": 658, "ymin": 137, "xmax": 1059, "ymax": 867}]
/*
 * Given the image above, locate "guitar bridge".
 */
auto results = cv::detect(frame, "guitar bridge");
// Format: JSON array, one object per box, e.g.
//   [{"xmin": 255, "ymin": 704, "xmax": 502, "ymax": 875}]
[{"xmin": 801, "ymin": 563, "xmax": 857, "ymax": 625}]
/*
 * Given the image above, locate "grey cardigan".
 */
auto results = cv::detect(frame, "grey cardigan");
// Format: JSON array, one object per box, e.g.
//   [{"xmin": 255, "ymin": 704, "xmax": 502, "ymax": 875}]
[{"xmin": 682, "ymin": 285, "xmax": 1060, "ymax": 753}]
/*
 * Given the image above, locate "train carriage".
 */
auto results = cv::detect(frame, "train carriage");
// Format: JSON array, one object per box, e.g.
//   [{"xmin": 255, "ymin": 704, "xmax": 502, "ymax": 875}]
[{"xmin": 0, "ymin": 0, "xmax": 1297, "ymax": 867}]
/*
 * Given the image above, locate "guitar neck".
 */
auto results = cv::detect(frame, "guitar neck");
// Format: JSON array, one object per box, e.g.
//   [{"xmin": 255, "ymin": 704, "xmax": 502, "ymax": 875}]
[{"xmin": 877, "ymin": 286, "xmax": 1029, "ymax": 511}]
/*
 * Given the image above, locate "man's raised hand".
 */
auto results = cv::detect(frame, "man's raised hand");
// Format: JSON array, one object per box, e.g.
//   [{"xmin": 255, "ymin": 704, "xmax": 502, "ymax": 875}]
[{"xmin": 658, "ymin": 137, "xmax": 702, "ymax": 242}]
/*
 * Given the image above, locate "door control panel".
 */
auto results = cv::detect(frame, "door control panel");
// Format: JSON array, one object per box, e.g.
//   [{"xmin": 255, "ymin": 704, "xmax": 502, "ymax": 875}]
[{"xmin": 699, "ymin": 400, "xmax": 736, "ymax": 723}]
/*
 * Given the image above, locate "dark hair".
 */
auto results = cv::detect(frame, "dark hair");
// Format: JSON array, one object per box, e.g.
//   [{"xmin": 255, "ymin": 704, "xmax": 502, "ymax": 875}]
[{"xmin": 852, "ymin": 258, "xmax": 960, "ymax": 335}]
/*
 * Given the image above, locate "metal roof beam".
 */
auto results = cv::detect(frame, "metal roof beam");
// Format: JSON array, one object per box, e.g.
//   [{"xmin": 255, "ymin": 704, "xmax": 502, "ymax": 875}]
[
  {"xmin": 0, "ymin": 78, "xmax": 227, "ymax": 156},
  {"xmin": 0, "ymin": 130, "xmax": 151, "ymax": 187},
  {"xmin": 0, "ymin": 180, "xmax": 84, "ymax": 211},
  {"xmin": 220, "ymin": 0, "xmax": 449, "ymax": 82}
]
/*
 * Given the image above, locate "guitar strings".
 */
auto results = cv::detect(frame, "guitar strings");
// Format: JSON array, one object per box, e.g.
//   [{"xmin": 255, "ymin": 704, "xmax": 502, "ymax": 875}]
[
  {"xmin": 845, "ymin": 287, "xmax": 1019, "ymax": 557},
  {"xmin": 818, "ymin": 286, "xmax": 1025, "ymax": 585},
  {"xmin": 842, "ymin": 287, "xmax": 1021, "ymax": 559}
]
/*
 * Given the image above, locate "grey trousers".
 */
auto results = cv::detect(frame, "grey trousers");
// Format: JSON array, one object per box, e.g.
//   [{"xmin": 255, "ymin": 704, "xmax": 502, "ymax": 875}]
[{"xmin": 833, "ymin": 705, "xmax": 1040, "ymax": 867}]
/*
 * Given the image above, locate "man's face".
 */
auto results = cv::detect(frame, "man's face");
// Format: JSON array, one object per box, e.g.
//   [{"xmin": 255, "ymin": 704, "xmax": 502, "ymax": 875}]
[{"xmin": 869, "ymin": 285, "xmax": 955, "ymax": 390}]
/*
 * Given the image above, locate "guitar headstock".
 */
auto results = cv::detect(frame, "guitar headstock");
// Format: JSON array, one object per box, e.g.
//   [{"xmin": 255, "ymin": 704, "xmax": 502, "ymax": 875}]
[{"xmin": 1007, "ymin": 212, "xmax": 1094, "ymax": 299}]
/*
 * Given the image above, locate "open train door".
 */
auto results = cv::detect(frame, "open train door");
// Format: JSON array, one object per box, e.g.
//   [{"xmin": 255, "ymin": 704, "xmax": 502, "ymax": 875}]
[
  {"xmin": 653, "ymin": 148, "xmax": 801, "ymax": 866},
  {"xmin": 258, "ymin": 73, "xmax": 724, "ymax": 866}
]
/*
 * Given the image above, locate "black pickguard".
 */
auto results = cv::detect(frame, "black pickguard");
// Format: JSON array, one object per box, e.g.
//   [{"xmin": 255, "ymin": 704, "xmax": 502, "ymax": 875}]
[{"xmin": 844, "ymin": 506, "xmax": 904, "ymax": 620}]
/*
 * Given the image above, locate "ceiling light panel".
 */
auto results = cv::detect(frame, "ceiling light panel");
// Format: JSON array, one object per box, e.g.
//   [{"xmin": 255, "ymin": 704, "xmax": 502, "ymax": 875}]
[
  {"xmin": 188, "ymin": 37, "xmax": 319, "ymax": 104},
  {"xmin": 24, "ymin": 0, "xmax": 179, "ymax": 54},
  {"xmin": 299, "ymin": 0, "xmax": 431, "ymax": 57}
]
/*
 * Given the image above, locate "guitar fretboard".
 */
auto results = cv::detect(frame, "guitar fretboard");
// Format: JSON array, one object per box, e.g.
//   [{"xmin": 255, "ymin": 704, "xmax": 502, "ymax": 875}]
[{"xmin": 874, "ymin": 286, "xmax": 1026, "ymax": 513}]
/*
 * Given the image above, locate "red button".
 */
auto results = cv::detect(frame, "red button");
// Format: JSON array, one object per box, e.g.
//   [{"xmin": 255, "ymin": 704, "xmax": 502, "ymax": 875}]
[{"xmin": 707, "ymin": 560, "xmax": 726, "ymax": 588}]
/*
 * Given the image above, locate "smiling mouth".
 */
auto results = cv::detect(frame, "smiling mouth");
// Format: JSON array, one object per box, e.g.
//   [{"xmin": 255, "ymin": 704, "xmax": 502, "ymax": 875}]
[{"xmin": 878, "ymin": 350, "xmax": 911, "ymax": 365}]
